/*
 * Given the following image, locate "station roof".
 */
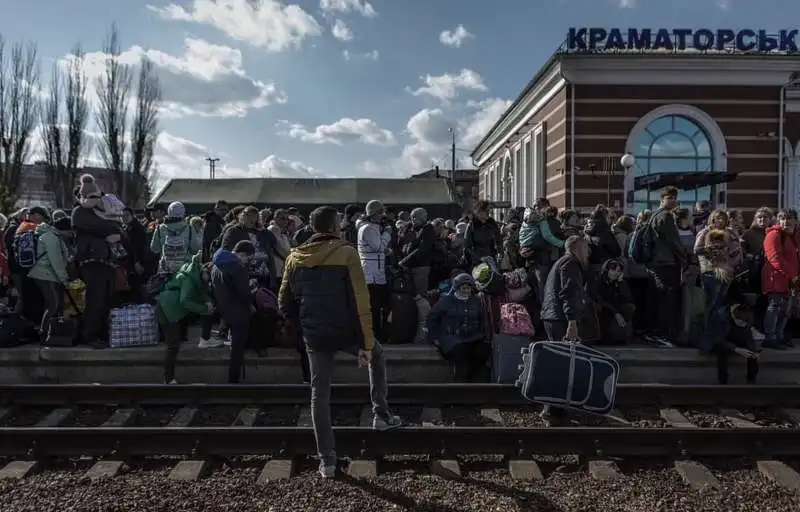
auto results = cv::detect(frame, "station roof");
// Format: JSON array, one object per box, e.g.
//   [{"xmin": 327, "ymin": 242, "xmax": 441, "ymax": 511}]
[{"xmin": 149, "ymin": 177, "xmax": 454, "ymax": 207}]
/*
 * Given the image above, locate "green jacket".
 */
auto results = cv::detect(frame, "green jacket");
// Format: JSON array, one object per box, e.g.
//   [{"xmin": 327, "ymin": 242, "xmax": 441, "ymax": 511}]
[
  {"xmin": 155, "ymin": 252, "xmax": 211, "ymax": 324},
  {"xmin": 27, "ymin": 223, "xmax": 70, "ymax": 284}
]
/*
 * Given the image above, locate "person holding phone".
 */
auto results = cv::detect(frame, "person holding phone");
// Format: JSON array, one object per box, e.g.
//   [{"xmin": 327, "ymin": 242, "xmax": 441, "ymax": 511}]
[{"xmin": 278, "ymin": 205, "xmax": 403, "ymax": 480}]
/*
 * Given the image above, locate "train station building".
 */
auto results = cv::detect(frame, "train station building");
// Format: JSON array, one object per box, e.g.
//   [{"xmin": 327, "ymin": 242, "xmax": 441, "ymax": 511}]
[{"xmin": 471, "ymin": 28, "xmax": 800, "ymax": 215}]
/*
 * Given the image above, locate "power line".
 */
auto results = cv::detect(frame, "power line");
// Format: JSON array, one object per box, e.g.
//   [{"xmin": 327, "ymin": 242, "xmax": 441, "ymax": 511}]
[{"xmin": 205, "ymin": 157, "xmax": 220, "ymax": 180}]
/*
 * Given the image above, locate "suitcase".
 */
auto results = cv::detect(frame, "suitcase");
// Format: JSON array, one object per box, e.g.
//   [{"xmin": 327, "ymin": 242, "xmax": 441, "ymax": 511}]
[
  {"xmin": 516, "ymin": 341, "xmax": 620, "ymax": 416},
  {"xmin": 109, "ymin": 304, "xmax": 160, "ymax": 348},
  {"xmin": 388, "ymin": 292, "xmax": 418, "ymax": 344},
  {"xmin": 491, "ymin": 332, "xmax": 532, "ymax": 384}
]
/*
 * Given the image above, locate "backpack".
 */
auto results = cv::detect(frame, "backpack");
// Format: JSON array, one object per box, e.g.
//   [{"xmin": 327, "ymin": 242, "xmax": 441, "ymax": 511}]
[
  {"xmin": 13, "ymin": 231, "xmax": 39, "ymax": 271},
  {"xmin": 627, "ymin": 208, "xmax": 662, "ymax": 264},
  {"xmin": 160, "ymin": 227, "xmax": 192, "ymax": 274}
]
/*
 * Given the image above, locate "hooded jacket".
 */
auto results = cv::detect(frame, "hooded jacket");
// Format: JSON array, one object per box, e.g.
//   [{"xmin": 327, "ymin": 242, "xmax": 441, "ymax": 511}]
[
  {"xmin": 762, "ymin": 224, "xmax": 800, "ymax": 295},
  {"xmin": 463, "ymin": 217, "xmax": 502, "ymax": 267},
  {"xmin": 357, "ymin": 218, "xmax": 391, "ymax": 285},
  {"xmin": 221, "ymin": 223, "xmax": 279, "ymax": 290},
  {"xmin": 585, "ymin": 216, "xmax": 622, "ymax": 266},
  {"xmin": 400, "ymin": 222, "xmax": 436, "ymax": 268},
  {"xmin": 71, "ymin": 205, "xmax": 121, "ymax": 266},
  {"xmin": 211, "ymin": 248, "xmax": 252, "ymax": 325},
  {"xmin": 590, "ymin": 259, "xmax": 633, "ymax": 319},
  {"xmin": 278, "ymin": 233, "xmax": 373, "ymax": 353},
  {"xmin": 27, "ymin": 223, "xmax": 70, "ymax": 284},
  {"xmin": 540, "ymin": 252, "xmax": 588, "ymax": 323},
  {"xmin": 156, "ymin": 253, "xmax": 212, "ymax": 324},
  {"xmin": 201, "ymin": 211, "xmax": 225, "ymax": 262},
  {"xmin": 649, "ymin": 208, "xmax": 687, "ymax": 267},
  {"xmin": 426, "ymin": 273, "xmax": 484, "ymax": 355}
]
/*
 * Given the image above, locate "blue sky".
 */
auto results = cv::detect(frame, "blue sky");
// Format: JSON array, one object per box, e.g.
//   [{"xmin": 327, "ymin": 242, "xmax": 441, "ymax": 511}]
[{"xmin": 1, "ymin": 0, "xmax": 797, "ymax": 186}]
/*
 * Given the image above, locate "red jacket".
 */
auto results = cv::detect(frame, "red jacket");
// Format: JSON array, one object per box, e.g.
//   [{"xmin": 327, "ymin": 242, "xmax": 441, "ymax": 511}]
[{"xmin": 762, "ymin": 225, "xmax": 800, "ymax": 294}]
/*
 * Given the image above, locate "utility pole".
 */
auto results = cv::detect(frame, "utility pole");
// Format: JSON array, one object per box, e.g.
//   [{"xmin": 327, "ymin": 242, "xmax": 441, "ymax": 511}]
[
  {"xmin": 205, "ymin": 157, "xmax": 220, "ymax": 180},
  {"xmin": 449, "ymin": 127, "xmax": 457, "ymax": 200}
]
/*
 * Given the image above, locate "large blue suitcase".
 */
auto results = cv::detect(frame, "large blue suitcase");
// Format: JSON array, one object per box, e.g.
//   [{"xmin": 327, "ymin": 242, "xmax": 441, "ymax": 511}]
[{"xmin": 515, "ymin": 341, "xmax": 620, "ymax": 416}]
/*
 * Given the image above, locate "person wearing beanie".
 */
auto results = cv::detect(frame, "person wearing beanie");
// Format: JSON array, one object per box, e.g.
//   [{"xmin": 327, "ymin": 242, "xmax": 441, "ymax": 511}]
[
  {"xmin": 398, "ymin": 207, "xmax": 436, "ymax": 296},
  {"xmin": 340, "ymin": 203, "xmax": 361, "ymax": 246},
  {"xmin": 211, "ymin": 239, "xmax": 256, "ymax": 383},
  {"xmin": 52, "ymin": 210, "xmax": 68, "ymax": 223},
  {"xmin": 201, "ymin": 200, "xmax": 229, "ymax": 263},
  {"xmin": 71, "ymin": 173, "xmax": 123, "ymax": 348},
  {"xmin": 426, "ymin": 272, "xmax": 489, "ymax": 382},
  {"xmin": 150, "ymin": 200, "xmax": 201, "ymax": 274},
  {"xmin": 356, "ymin": 199, "xmax": 391, "ymax": 343},
  {"xmin": 27, "ymin": 211, "xmax": 73, "ymax": 339}
]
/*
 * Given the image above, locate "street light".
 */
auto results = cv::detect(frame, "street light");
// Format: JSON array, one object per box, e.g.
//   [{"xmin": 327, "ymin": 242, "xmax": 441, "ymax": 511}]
[{"xmin": 620, "ymin": 153, "xmax": 636, "ymax": 211}]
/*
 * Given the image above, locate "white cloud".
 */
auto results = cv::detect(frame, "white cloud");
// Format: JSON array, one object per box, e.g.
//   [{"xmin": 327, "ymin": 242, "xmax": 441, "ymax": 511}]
[
  {"xmin": 276, "ymin": 118, "xmax": 395, "ymax": 146},
  {"xmin": 331, "ymin": 19, "xmax": 353, "ymax": 41},
  {"xmin": 716, "ymin": 0, "xmax": 730, "ymax": 9},
  {"xmin": 406, "ymin": 69, "xmax": 487, "ymax": 102},
  {"xmin": 362, "ymin": 97, "xmax": 511, "ymax": 176},
  {"xmin": 342, "ymin": 49, "xmax": 379, "ymax": 61},
  {"xmin": 147, "ymin": 0, "xmax": 322, "ymax": 52},
  {"xmin": 247, "ymin": 154, "xmax": 323, "ymax": 178},
  {"xmin": 439, "ymin": 25, "xmax": 474, "ymax": 48},
  {"xmin": 617, "ymin": 0, "xmax": 635, "ymax": 7},
  {"xmin": 63, "ymin": 37, "xmax": 286, "ymax": 119},
  {"xmin": 319, "ymin": 0, "xmax": 376, "ymax": 17}
]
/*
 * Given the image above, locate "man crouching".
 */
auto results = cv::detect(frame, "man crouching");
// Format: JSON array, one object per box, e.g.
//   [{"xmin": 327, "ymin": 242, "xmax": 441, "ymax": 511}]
[{"xmin": 279, "ymin": 205, "xmax": 402, "ymax": 479}]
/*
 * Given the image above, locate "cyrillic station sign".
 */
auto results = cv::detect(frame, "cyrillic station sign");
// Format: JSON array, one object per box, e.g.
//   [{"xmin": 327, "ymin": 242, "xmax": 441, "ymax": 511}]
[{"xmin": 565, "ymin": 28, "xmax": 798, "ymax": 53}]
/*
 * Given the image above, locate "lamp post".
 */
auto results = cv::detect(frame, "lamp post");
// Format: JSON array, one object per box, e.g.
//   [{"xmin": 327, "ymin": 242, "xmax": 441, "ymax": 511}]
[{"xmin": 620, "ymin": 153, "xmax": 636, "ymax": 212}]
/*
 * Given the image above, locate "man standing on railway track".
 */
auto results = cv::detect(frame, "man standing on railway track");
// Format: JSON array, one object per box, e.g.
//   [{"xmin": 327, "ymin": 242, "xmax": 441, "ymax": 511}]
[{"xmin": 279, "ymin": 205, "xmax": 403, "ymax": 479}]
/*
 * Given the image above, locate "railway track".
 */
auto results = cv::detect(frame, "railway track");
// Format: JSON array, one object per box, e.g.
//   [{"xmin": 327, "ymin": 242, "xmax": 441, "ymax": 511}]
[{"xmin": 2, "ymin": 383, "xmax": 800, "ymax": 494}]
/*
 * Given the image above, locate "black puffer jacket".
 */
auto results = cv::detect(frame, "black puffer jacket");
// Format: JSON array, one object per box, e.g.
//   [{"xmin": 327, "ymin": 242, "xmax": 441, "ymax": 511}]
[
  {"xmin": 400, "ymin": 223, "xmax": 436, "ymax": 269},
  {"xmin": 585, "ymin": 216, "xmax": 621, "ymax": 266},
  {"xmin": 591, "ymin": 259, "xmax": 633, "ymax": 318},
  {"xmin": 540, "ymin": 253, "xmax": 589, "ymax": 322},
  {"xmin": 71, "ymin": 206, "xmax": 121, "ymax": 266},
  {"xmin": 201, "ymin": 211, "xmax": 225, "ymax": 262},
  {"xmin": 463, "ymin": 217, "xmax": 502, "ymax": 267}
]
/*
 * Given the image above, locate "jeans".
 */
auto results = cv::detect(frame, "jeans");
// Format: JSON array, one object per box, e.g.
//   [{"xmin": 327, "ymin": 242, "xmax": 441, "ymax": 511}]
[
  {"xmin": 33, "ymin": 279, "xmax": 64, "ymax": 335},
  {"xmin": 697, "ymin": 272, "xmax": 730, "ymax": 353},
  {"xmin": 307, "ymin": 341, "xmax": 390, "ymax": 467},
  {"xmin": 227, "ymin": 320, "xmax": 250, "ymax": 383},
  {"xmin": 763, "ymin": 293, "xmax": 791, "ymax": 346}
]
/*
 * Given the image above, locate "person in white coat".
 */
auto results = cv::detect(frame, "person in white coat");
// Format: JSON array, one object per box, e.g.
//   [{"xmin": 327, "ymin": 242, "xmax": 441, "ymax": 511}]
[{"xmin": 358, "ymin": 199, "xmax": 392, "ymax": 343}]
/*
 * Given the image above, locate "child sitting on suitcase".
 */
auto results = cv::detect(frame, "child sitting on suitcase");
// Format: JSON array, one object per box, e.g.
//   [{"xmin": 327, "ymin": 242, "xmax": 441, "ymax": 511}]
[{"xmin": 426, "ymin": 273, "xmax": 490, "ymax": 382}]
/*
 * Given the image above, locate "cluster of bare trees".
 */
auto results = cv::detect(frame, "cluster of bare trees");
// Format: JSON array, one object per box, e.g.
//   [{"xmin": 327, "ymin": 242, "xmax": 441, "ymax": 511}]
[{"xmin": 0, "ymin": 23, "xmax": 162, "ymax": 210}]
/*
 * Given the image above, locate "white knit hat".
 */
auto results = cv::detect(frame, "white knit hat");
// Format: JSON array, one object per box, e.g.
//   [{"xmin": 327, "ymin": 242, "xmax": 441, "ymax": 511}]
[
  {"xmin": 365, "ymin": 199, "xmax": 384, "ymax": 217},
  {"xmin": 167, "ymin": 201, "xmax": 186, "ymax": 219}
]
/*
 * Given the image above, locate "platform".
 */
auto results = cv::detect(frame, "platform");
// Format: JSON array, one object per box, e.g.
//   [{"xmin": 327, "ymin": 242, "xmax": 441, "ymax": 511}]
[{"xmin": 2, "ymin": 340, "xmax": 800, "ymax": 384}]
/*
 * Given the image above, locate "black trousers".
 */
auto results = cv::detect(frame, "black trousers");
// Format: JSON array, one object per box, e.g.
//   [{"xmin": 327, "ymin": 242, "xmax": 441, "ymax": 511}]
[
  {"xmin": 227, "ymin": 319, "xmax": 250, "ymax": 383},
  {"xmin": 160, "ymin": 314, "xmax": 183, "ymax": 383},
  {"xmin": 33, "ymin": 279, "xmax": 64, "ymax": 335},
  {"xmin": 368, "ymin": 283, "xmax": 390, "ymax": 342},
  {"xmin": 714, "ymin": 345, "xmax": 759, "ymax": 385},
  {"xmin": 81, "ymin": 263, "xmax": 115, "ymax": 344},
  {"xmin": 446, "ymin": 341, "xmax": 491, "ymax": 382},
  {"xmin": 648, "ymin": 265, "xmax": 681, "ymax": 339}
]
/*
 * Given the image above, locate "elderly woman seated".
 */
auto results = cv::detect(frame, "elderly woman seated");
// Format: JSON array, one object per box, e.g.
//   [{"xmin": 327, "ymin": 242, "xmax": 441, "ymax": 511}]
[{"xmin": 426, "ymin": 273, "xmax": 490, "ymax": 382}]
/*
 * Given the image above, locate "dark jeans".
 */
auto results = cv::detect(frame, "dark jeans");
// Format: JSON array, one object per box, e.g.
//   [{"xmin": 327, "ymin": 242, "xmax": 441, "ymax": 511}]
[
  {"xmin": 599, "ymin": 303, "xmax": 635, "ymax": 345},
  {"xmin": 81, "ymin": 262, "xmax": 115, "ymax": 344},
  {"xmin": 368, "ymin": 283, "xmax": 390, "ymax": 343},
  {"xmin": 446, "ymin": 340, "xmax": 491, "ymax": 382},
  {"xmin": 764, "ymin": 293, "xmax": 791, "ymax": 346},
  {"xmin": 713, "ymin": 344, "xmax": 759, "ymax": 384},
  {"xmin": 227, "ymin": 320, "xmax": 250, "ymax": 383},
  {"xmin": 542, "ymin": 320, "xmax": 568, "ymax": 421},
  {"xmin": 648, "ymin": 265, "xmax": 681, "ymax": 339},
  {"xmin": 33, "ymin": 279, "xmax": 64, "ymax": 335},
  {"xmin": 697, "ymin": 272, "xmax": 730, "ymax": 352}
]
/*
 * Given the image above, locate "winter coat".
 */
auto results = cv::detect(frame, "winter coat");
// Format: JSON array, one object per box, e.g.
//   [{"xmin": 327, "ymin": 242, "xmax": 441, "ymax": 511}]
[
  {"xmin": 761, "ymin": 225, "xmax": 800, "ymax": 295},
  {"xmin": 540, "ymin": 253, "xmax": 589, "ymax": 323},
  {"xmin": 220, "ymin": 224, "xmax": 279, "ymax": 290},
  {"xmin": 694, "ymin": 227, "xmax": 742, "ymax": 277},
  {"xmin": 279, "ymin": 233, "xmax": 373, "ymax": 353},
  {"xmin": 27, "ymin": 223, "xmax": 70, "ymax": 285},
  {"xmin": 201, "ymin": 211, "xmax": 226, "ymax": 262},
  {"xmin": 267, "ymin": 223, "xmax": 291, "ymax": 275},
  {"xmin": 156, "ymin": 252, "xmax": 212, "ymax": 324},
  {"xmin": 400, "ymin": 223, "xmax": 436, "ymax": 269},
  {"xmin": 71, "ymin": 205, "xmax": 121, "ymax": 266},
  {"xmin": 463, "ymin": 217, "xmax": 502, "ymax": 267},
  {"xmin": 590, "ymin": 259, "xmax": 633, "ymax": 319},
  {"xmin": 586, "ymin": 217, "xmax": 622, "ymax": 266},
  {"xmin": 356, "ymin": 218, "xmax": 391, "ymax": 285},
  {"xmin": 211, "ymin": 248, "xmax": 252, "ymax": 326},
  {"xmin": 649, "ymin": 209, "xmax": 687, "ymax": 267},
  {"xmin": 426, "ymin": 274, "xmax": 485, "ymax": 355}
]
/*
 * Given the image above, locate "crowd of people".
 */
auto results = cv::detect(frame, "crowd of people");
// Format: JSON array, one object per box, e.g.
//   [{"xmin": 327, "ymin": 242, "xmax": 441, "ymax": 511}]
[{"xmin": 3, "ymin": 173, "xmax": 800, "ymax": 476}]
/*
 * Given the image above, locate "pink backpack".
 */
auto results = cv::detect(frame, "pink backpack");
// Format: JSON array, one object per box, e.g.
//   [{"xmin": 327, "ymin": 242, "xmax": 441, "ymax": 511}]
[{"xmin": 499, "ymin": 303, "xmax": 534, "ymax": 336}]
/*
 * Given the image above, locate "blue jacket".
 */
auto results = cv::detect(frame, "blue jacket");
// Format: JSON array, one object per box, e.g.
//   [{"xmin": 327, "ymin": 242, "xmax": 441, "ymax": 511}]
[{"xmin": 426, "ymin": 274, "xmax": 485, "ymax": 355}]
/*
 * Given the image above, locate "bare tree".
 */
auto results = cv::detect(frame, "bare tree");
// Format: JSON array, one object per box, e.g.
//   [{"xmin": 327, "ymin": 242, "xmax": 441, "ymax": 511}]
[
  {"xmin": 41, "ymin": 44, "xmax": 90, "ymax": 208},
  {"xmin": 94, "ymin": 23, "xmax": 132, "ymax": 200},
  {"xmin": 128, "ymin": 57, "xmax": 161, "ymax": 206},
  {"xmin": 0, "ymin": 36, "xmax": 40, "ymax": 208}
]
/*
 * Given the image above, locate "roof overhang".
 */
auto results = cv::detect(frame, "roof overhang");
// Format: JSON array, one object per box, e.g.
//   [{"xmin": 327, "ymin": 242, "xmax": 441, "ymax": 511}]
[
  {"xmin": 471, "ymin": 56, "xmax": 564, "ymax": 167},
  {"xmin": 633, "ymin": 171, "xmax": 738, "ymax": 191}
]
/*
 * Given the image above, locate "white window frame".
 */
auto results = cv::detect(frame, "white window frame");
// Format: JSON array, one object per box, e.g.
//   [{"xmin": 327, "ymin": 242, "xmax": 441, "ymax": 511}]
[
  {"xmin": 513, "ymin": 144, "xmax": 523, "ymax": 207},
  {"xmin": 523, "ymin": 135, "xmax": 533, "ymax": 207},
  {"xmin": 533, "ymin": 123, "xmax": 546, "ymax": 203}
]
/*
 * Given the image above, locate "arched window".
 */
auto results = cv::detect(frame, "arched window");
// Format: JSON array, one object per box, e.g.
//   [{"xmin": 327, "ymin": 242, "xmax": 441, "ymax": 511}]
[{"xmin": 632, "ymin": 115, "xmax": 714, "ymax": 211}]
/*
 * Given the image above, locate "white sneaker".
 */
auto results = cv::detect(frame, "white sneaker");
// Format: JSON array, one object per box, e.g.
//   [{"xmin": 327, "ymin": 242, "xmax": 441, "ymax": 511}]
[
  {"xmin": 198, "ymin": 338, "xmax": 225, "ymax": 349},
  {"xmin": 751, "ymin": 327, "xmax": 766, "ymax": 341},
  {"xmin": 318, "ymin": 462, "xmax": 336, "ymax": 479},
  {"xmin": 166, "ymin": 379, "xmax": 178, "ymax": 385}
]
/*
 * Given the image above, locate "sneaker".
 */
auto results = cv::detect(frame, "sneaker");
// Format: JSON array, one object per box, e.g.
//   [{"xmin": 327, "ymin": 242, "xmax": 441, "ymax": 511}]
[
  {"xmin": 166, "ymin": 379, "xmax": 178, "ymax": 384},
  {"xmin": 198, "ymin": 338, "xmax": 225, "ymax": 349},
  {"xmin": 318, "ymin": 462, "xmax": 336, "ymax": 479},
  {"xmin": 751, "ymin": 328, "xmax": 766, "ymax": 341},
  {"xmin": 372, "ymin": 414, "xmax": 403, "ymax": 431}
]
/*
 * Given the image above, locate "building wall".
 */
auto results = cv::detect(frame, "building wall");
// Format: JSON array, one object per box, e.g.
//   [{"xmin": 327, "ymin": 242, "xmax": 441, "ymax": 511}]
[
  {"xmin": 570, "ymin": 84, "xmax": 783, "ymax": 210},
  {"xmin": 478, "ymin": 86, "xmax": 569, "ymax": 210}
]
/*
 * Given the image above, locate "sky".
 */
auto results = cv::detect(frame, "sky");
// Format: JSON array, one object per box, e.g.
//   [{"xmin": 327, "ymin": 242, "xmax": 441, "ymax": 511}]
[{"xmin": 1, "ymin": 0, "xmax": 798, "ymax": 189}]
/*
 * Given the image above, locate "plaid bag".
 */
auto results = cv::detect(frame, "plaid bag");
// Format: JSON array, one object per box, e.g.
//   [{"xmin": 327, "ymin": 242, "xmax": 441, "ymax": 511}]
[{"xmin": 109, "ymin": 304, "xmax": 160, "ymax": 348}]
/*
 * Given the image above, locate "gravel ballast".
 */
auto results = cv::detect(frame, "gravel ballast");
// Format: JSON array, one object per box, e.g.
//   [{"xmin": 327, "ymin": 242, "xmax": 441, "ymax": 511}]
[{"xmin": 1, "ymin": 462, "xmax": 798, "ymax": 512}]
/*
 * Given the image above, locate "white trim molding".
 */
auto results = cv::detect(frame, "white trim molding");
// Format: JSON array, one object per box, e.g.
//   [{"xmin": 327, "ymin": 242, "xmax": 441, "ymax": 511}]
[
  {"xmin": 472, "ymin": 63, "xmax": 565, "ymax": 166},
  {"xmin": 623, "ymin": 104, "xmax": 728, "ymax": 213}
]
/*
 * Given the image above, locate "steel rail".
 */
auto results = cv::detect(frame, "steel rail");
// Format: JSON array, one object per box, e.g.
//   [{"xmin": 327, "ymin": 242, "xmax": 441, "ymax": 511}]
[
  {"xmin": 2, "ymin": 384, "xmax": 800, "ymax": 407},
  {"xmin": 0, "ymin": 426, "xmax": 798, "ymax": 458}
]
